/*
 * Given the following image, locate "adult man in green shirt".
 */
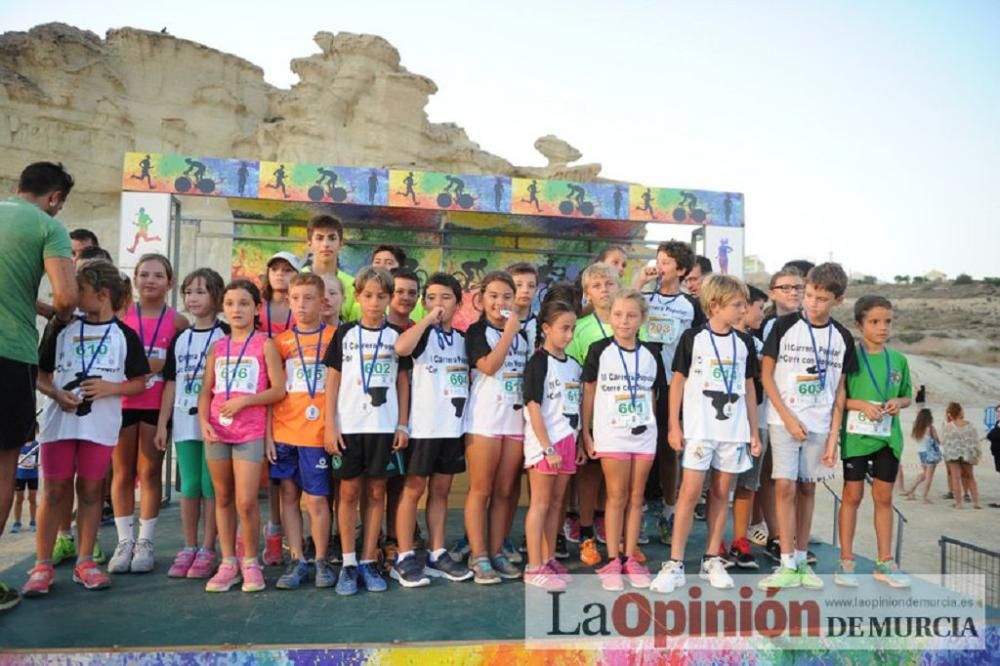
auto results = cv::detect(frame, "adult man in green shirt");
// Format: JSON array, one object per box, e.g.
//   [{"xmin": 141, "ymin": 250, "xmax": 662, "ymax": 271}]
[{"xmin": 0, "ymin": 162, "xmax": 79, "ymax": 612}]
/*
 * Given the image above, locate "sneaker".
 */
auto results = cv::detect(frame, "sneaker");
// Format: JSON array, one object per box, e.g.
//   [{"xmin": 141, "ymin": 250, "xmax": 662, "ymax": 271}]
[
  {"xmin": 834, "ymin": 558, "xmax": 859, "ymax": 588},
  {"xmin": 943, "ymin": 491, "xmax": 954, "ymax": 500},
  {"xmin": 630, "ymin": 546, "xmax": 647, "ymax": 564},
  {"xmin": 554, "ymin": 533, "xmax": 570, "ymax": 560},
  {"xmin": 327, "ymin": 534, "xmax": 342, "ymax": 565},
  {"xmin": 491, "ymin": 552, "xmax": 522, "ymax": 579},
  {"xmin": 72, "ymin": 560, "xmax": 111, "ymax": 590},
  {"xmin": 21, "ymin": 564, "xmax": 55, "ymax": 597},
  {"xmin": 470, "ymin": 556, "xmax": 501, "ymax": 585},
  {"xmin": 130, "ymin": 538, "xmax": 155, "ymax": 573},
  {"xmin": 263, "ymin": 534, "xmax": 284, "ymax": 566},
  {"xmin": 449, "ymin": 536, "xmax": 471, "ymax": 562},
  {"xmin": 623, "ymin": 556, "xmax": 651, "ymax": 588},
  {"xmin": 101, "ymin": 505, "xmax": 114, "ymax": 526},
  {"xmin": 596, "ymin": 557, "xmax": 624, "ymax": 591},
  {"xmin": 168, "ymin": 549, "xmax": 197, "ymax": 578},
  {"xmin": 638, "ymin": 514, "xmax": 650, "ymax": 545},
  {"xmin": 502, "ymin": 538, "xmax": 522, "ymax": 565},
  {"xmin": 10, "ymin": 522, "xmax": 20, "ymax": 534},
  {"xmin": 359, "ymin": 562, "xmax": 387, "ymax": 592},
  {"xmin": 700, "ymin": 556, "xmax": 734, "ymax": 589},
  {"xmin": 0, "ymin": 582, "xmax": 21, "ymax": 611},
  {"xmin": 205, "ymin": 560, "xmax": 242, "ymax": 592},
  {"xmin": 524, "ymin": 567, "xmax": 566, "ymax": 591},
  {"xmin": 108, "ymin": 539, "xmax": 134, "ymax": 574},
  {"xmin": 29, "ymin": 520, "xmax": 36, "ymax": 532},
  {"xmin": 748, "ymin": 522, "xmax": 769, "ymax": 546},
  {"xmin": 797, "ymin": 561, "xmax": 823, "ymax": 590},
  {"xmin": 315, "ymin": 560, "xmax": 336, "ymax": 588},
  {"xmin": 563, "ymin": 515, "xmax": 582, "ymax": 543},
  {"xmin": 717, "ymin": 542, "xmax": 735, "ymax": 568},
  {"xmin": 391, "ymin": 555, "xmax": 431, "ymax": 588},
  {"xmin": 424, "ymin": 554, "xmax": 474, "ymax": 582},
  {"xmin": 757, "ymin": 565, "xmax": 801, "ymax": 591},
  {"xmin": 52, "ymin": 534, "xmax": 77, "ymax": 566},
  {"xmin": 518, "ymin": 535, "xmax": 528, "ymax": 555},
  {"xmin": 657, "ymin": 513, "xmax": 674, "ymax": 545},
  {"xmin": 580, "ymin": 538, "xmax": 602, "ymax": 566},
  {"xmin": 93, "ymin": 542, "xmax": 106, "ymax": 565},
  {"xmin": 241, "ymin": 559, "xmax": 266, "ymax": 592},
  {"xmin": 764, "ymin": 538, "xmax": 782, "ymax": 563},
  {"xmin": 728, "ymin": 537, "xmax": 759, "ymax": 570},
  {"xmin": 594, "ymin": 516, "xmax": 607, "ymax": 544},
  {"xmin": 335, "ymin": 565, "xmax": 360, "ymax": 595},
  {"xmin": 693, "ymin": 502, "xmax": 707, "ymax": 521},
  {"xmin": 276, "ymin": 559, "xmax": 311, "ymax": 590},
  {"xmin": 545, "ymin": 558, "xmax": 573, "ymax": 584},
  {"xmin": 650, "ymin": 560, "xmax": 685, "ymax": 594},
  {"xmin": 873, "ymin": 558, "xmax": 911, "ymax": 589},
  {"xmin": 187, "ymin": 549, "xmax": 217, "ymax": 579},
  {"xmin": 806, "ymin": 549, "xmax": 817, "ymax": 565}
]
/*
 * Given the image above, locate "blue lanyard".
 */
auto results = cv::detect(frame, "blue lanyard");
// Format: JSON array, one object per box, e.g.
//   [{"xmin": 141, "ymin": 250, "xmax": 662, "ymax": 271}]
[
  {"xmin": 708, "ymin": 327, "xmax": 738, "ymax": 399},
  {"xmin": 859, "ymin": 345, "xmax": 892, "ymax": 404},
  {"xmin": 613, "ymin": 339, "xmax": 640, "ymax": 408},
  {"xmin": 224, "ymin": 332, "xmax": 255, "ymax": 399},
  {"xmin": 78, "ymin": 318, "xmax": 114, "ymax": 377},
  {"xmin": 359, "ymin": 324, "xmax": 386, "ymax": 396},
  {"xmin": 266, "ymin": 301, "xmax": 292, "ymax": 339},
  {"xmin": 293, "ymin": 324, "xmax": 326, "ymax": 400},
  {"xmin": 183, "ymin": 322, "xmax": 219, "ymax": 395},
  {"xmin": 434, "ymin": 326, "xmax": 454, "ymax": 350},
  {"xmin": 803, "ymin": 314, "xmax": 833, "ymax": 390},
  {"xmin": 136, "ymin": 304, "xmax": 168, "ymax": 357},
  {"xmin": 648, "ymin": 288, "xmax": 681, "ymax": 306},
  {"xmin": 595, "ymin": 316, "xmax": 610, "ymax": 340}
]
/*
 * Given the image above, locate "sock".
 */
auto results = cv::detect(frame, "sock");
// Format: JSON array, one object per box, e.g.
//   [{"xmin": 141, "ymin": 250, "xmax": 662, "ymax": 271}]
[
  {"xmin": 38, "ymin": 559, "xmax": 53, "ymax": 567},
  {"xmin": 794, "ymin": 550, "xmax": 807, "ymax": 566},
  {"xmin": 138, "ymin": 517, "xmax": 158, "ymax": 542},
  {"xmin": 267, "ymin": 522, "xmax": 283, "ymax": 537},
  {"xmin": 397, "ymin": 550, "xmax": 415, "ymax": 562},
  {"xmin": 342, "ymin": 552, "xmax": 358, "ymax": 567},
  {"xmin": 359, "ymin": 558, "xmax": 376, "ymax": 565},
  {"xmin": 430, "ymin": 548, "xmax": 447, "ymax": 563},
  {"xmin": 183, "ymin": 546, "xmax": 198, "ymax": 552},
  {"xmin": 781, "ymin": 553, "xmax": 797, "ymax": 570},
  {"xmin": 580, "ymin": 524, "xmax": 595, "ymax": 539},
  {"xmin": 223, "ymin": 555, "xmax": 238, "ymax": 565},
  {"xmin": 76, "ymin": 555, "xmax": 94, "ymax": 565},
  {"xmin": 661, "ymin": 504, "xmax": 675, "ymax": 521},
  {"xmin": 671, "ymin": 559, "xmax": 685, "ymax": 570},
  {"xmin": 241, "ymin": 556, "xmax": 257, "ymax": 566},
  {"xmin": 114, "ymin": 516, "xmax": 134, "ymax": 543}
]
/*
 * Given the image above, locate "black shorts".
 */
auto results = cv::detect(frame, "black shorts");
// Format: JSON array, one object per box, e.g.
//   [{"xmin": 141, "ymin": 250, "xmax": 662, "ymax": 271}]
[
  {"xmin": 843, "ymin": 445, "xmax": 899, "ymax": 483},
  {"xmin": 121, "ymin": 408, "xmax": 160, "ymax": 428},
  {"xmin": 16, "ymin": 477, "xmax": 39, "ymax": 491},
  {"xmin": 332, "ymin": 433, "xmax": 402, "ymax": 480},
  {"xmin": 0, "ymin": 357, "xmax": 37, "ymax": 451},
  {"xmin": 404, "ymin": 437, "xmax": 466, "ymax": 476}
]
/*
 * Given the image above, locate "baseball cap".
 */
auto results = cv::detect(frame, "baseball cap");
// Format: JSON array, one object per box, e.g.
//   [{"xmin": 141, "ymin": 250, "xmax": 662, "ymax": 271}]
[{"xmin": 266, "ymin": 251, "xmax": 302, "ymax": 272}]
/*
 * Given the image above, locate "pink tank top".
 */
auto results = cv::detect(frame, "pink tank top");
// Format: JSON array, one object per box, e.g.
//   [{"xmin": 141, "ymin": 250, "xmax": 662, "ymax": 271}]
[
  {"xmin": 121, "ymin": 304, "xmax": 176, "ymax": 410},
  {"xmin": 209, "ymin": 332, "xmax": 269, "ymax": 443},
  {"xmin": 257, "ymin": 301, "xmax": 296, "ymax": 339}
]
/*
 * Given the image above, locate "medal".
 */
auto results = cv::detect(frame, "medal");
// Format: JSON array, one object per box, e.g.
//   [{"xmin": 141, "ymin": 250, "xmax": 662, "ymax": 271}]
[
  {"xmin": 219, "ymin": 414, "xmax": 234, "ymax": 427},
  {"xmin": 708, "ymin": 326, "xmax": 738, "ymax": 419},
  {"xmin": 306, "ymin": 405, "xmax": 320, "ymax": 421},
  {"xmin": 723, "ymin": 402, "xmax": 734, "ymax": 418}
]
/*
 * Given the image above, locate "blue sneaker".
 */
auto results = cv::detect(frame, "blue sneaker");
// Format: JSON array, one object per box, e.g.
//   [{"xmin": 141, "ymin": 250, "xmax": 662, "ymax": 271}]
[
  {"xmin": 390, "ymin": 555, "xmax": 430, "ymax": 588},
  {"xmin": 359, "ymin": 562, "xmax": 387, "ymax": 592},
  {"xmin": 10, "ymin": 522, "xmax": 20, "ymax": 534},
  {"xmin": 449, "ymin": 536, "xmax": 470, "ymax": 562},
  {"xmin": 276, "ymin": 559, "xmax": 311, "ymax": 589},
  {"xmin": 315, "ymin": 560, "xmax": 336, "ymax": 588},
  {"xmin": 502, "ymin": 537, "xmax": 522, "ymax": 564},
  {"xmin": 336, "ymin": 565, "xmax": 359, "ymax": 596}
]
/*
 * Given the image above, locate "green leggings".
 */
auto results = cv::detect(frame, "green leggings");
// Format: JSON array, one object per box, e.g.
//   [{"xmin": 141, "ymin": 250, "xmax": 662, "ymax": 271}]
[{"xmin": 175, "ymin": 440, "xmax": 215, "ymax": 499}]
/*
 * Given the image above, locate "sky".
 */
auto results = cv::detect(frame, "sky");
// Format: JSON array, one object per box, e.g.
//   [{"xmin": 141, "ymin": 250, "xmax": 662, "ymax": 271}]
[{"xmin": 3, "ymin": 1, "xmax": 998, "ymax": 279}]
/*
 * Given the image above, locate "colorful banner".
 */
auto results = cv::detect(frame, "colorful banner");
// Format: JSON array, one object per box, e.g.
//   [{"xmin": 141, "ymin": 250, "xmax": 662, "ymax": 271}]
[
  {"xmin": 257, "ymin": 162, "xmax": 388, "ymax": 206},
  {"xmin": 122, "ymin": 153, "xmax": 260, "ymax": 198},
  {"xmin": 117, "ymin": 192, "xmax": 172, "ymax": 271},
  {"xmin": 629, "ymin": 185, "xmax": 744, "ymax": 226},
  {"xmin": 387, "ymin": 169, "xmax": 510, "ymax": 213},
  {"xmin": 512, "ymin": 178, "xmax": 629, "ymax": 220}
]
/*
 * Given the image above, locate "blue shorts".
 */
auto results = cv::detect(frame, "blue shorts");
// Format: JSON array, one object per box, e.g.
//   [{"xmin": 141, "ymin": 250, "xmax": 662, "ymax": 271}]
[{"xmin": 270, "ymin": 443, "xmax": 332, "ymax": 496}]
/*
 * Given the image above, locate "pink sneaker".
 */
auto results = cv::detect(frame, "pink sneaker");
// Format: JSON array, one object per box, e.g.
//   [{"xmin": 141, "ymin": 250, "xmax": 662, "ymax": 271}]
[
  {"xmin": 623, "ymin": 556, "xmax": 651, "ymax": 589},
  {"xmin": 205, "ymin": 560, "xmax": 242, "ymax": 592},
  {"xmin": 596, "ymin": 557, "xmax": 624, "ymax": 591},
  {"xmin": 263, "ymin": 534, "xmax": 283, "ymax": 566},
  {"xmin": 22, "ymin": 563, "xmax": 55, "ymax": 597},
  {"xmin": 545, "ymin": 558, "xmax": 573, "ymax": 583},
  {"xmin": 594, "ymin": 516, "xmax": 607, "ymax": 544},
  {"xmin": 241, "ymin": 559, "xmax": 266, "ymax": 592},
  {"xmin": 73, "ymin": 560, "xmax": 111, "ymax": 590},
  {"xmin": 186, "ymin": 549, "xmax": 217, "ymax": 579},
  {"xmin": 524, "ymin": 566, "xmax": 566, "ymax": 591},
  {"xmin": 562, "ymin": 516, "xmax": 581, "ymax": 544},
  {"xmin": 167, "ymin": 549, "xmax": 196, "ymax": 578}
]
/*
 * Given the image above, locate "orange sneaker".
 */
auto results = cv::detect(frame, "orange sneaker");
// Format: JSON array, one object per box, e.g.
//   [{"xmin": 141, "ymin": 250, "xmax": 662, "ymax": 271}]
[
  {"xmin": 580, "ymin": 538, "xmax": 602, "ymax": 566},
  {"xmin": 631, "ymin": 546, "xmax": 647, "ymax": 564}
]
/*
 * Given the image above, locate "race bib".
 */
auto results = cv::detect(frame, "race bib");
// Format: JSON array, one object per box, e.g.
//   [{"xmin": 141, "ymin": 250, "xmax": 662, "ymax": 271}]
[
  {"xmin": 646, "ymin": 316, "xmax": 679, "ymax": 344},
  {"xmin": 362, "ymin": 354, "xmax": 393, "ymax": 388},
  {"xmin": 178, "ymin": 375, "xmax": 203, "ymax": 411},
  {"xmin": 704, "ymin": 358, "xmax": 741, "ymax": 392},
  {"xmin": 610, "ymin": 392, "xmax": 653, "ymax": 428},
  {"xmin": 789, "ymin": 374, "xmax": 828, "ymax": 408},
  {"xmin": 563, "ymin": 381, "xmax": 581, "ymax": 416},
  {"xmin": 443, "ymin": 364, "xmax": 469, "ymax": 398},
  {"xmin": 147, "ymin": 347, "xmax": 167, "ymax": 361},
  {"xmin": 214, "ymin": 357, "xmax": 261, "ymax": 395},
  {"xmin": 845, "ymin": 403, "xmax": 891, "ymax": 438},
  {"xmin": 500, "ymin": 372, "xmax": 523, "ymax": 405},
  {"xmin": 286, "ymin": 358, "xmax": 327, "ymax": 394}
]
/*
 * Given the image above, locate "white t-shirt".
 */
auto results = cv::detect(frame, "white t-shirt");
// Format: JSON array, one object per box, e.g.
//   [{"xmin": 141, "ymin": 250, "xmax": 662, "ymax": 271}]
[
  {"xmin": 323, "ymin": 322, "xmax": 412, "ymax": 435},
  {"xmin": 520, "ymin": 314, "xmax": 538, "ymax": 351},
  {"xmin": 38, "ymin": 317, "xmax": 149, "ymax": 446},
  {"xmin": 582, "ymin": 337, "xmax": 667, "ymax": 455},
  {"xmin": 162, "ymin": 321, "xmax": 230, "ymax": 443},
  {"xmin": 641, "ymin": 291, "xmax": 705, "ymax": 384},
  {"xmin": 464, "ymin": 319, "xmax": 530, "ymax": 437},
  {"xmin": 672, "ymin": 326, "xmax": 758, "ymax": 442},
  {"xmin": 523, "ymin": 349, "xmax": 582, "ymax": 465},
  {"xmin": 762, "ymin": 313, "xmax": 857, "ymax": 433},
  {"xmin": 407, "ymin": 326, "xmax": 469, "ymax": 439}
]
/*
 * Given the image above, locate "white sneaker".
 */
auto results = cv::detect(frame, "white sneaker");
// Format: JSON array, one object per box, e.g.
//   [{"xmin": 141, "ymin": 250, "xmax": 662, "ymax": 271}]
[
  {"xmin": 748, "ymin": 522, "xmax": 769, "ymax": 546},
  {"xmin": 130, "ymin": 538, "xmax": 155, "ymax": 573},
  {"xmin": 649, "ymin": 560, "xmax": 685, "ymax": 594},
  {"xmin": 700, "ymin": 556, "xmax": 735, "ymax": 589},
  {"xmin": 108, "ymin": 539, "xmax": 135, "ymax": 574}
]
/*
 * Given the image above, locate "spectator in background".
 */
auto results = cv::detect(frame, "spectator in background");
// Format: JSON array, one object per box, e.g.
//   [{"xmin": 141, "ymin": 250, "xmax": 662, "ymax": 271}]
[
  {"xmin": 683, "ymin": 255, "xmax": 713, "ymax": 297},
  {"xmin": 69, "ymin": 228, "xmax": 100, "ymax": 262},
  {"xmin": 988, "ymin": 405, "xmax": 1000, "ymax": 508},
  {"xmin": 939, "ymin": 402, "xmax": 981, "ymax": 510}
]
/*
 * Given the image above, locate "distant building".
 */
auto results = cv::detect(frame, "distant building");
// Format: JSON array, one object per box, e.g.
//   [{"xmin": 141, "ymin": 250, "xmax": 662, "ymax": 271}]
[
  {"xmin": 744, "ymin": 255, "xmax": 767, "ymax": 274},
  {"xmin": 925, "ymin": 270, "xmax": 947, "ymax": 282}
]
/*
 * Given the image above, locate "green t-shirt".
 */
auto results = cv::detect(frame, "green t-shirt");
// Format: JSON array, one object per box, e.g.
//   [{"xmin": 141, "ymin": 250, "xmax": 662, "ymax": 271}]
[
  {"xmin": 841, "ymin": 345, "xmax": 912, "ymax": 459},
  {"xmin": 567, "ymin": 313, "xmax": 612, "ymax": 365},
  {"xmin": 0, "ymin": 198, "xmax": 72, "ymax": 365},
  {"xmin": 303, "ymin": 266, "xmax": 355, "ymax": 322}
]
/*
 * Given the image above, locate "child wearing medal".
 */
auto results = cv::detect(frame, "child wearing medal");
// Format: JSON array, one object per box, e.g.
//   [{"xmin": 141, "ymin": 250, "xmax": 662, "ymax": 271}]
[
  {"xmin": 759, "ymin": 263, "xmax": 855, "ymax": 592},
  {"xmin": 322, "ymin": 267, "xmax": 412, "ymax": 596},
  {"xmin": 155, "ymin": 268, "xmax": 228, "ymax": 579},
  {"xmin": 112, "ymin": 253, "xmax": 188, "ymax": 575},
  {"xmin": 835, "ymin": 295, "xmax": 912, "ymax": 589},
  {"xmin": 24, "ymin": 260, "xmax": 149, "ymax": 597},
  {"xmin": 650, "ymin": 275, "xmax": 762, "ymax": 594},
  {"xmin": 581, "ymin": 288, "xmax": 666, "ymax": 592},
  {"xmin": 268, "ymin": 273, "xmax": 337, "ymax": 590},
  {"xmin": 199, "ymin": 280, "xmax": 286, "ymax": 593}
]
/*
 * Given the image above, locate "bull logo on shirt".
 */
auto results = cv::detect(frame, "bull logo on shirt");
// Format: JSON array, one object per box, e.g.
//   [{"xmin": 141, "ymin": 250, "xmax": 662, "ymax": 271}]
[{"xmin": 703, "ymin": 389, "xmax": 739, "ymax": 421}]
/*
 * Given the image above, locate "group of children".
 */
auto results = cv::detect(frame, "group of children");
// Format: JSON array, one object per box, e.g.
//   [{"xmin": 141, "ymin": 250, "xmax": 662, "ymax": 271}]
[{"xmin": 19, "ymin": 212, "xmax": 916, "ymax": 600}]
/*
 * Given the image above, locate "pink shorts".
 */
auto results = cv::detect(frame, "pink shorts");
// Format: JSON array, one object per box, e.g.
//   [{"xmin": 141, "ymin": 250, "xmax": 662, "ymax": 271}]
[
  {"xmin": 596, "ymin": 451, "xmax": 656, "ymax": 462},
  {"xmin": 528, "ymin": 434, "xmax": 577, "ymax": 475},
  {"xmin": 41, "ymin": 440, "xmax": 114, "ymax": 481}
]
